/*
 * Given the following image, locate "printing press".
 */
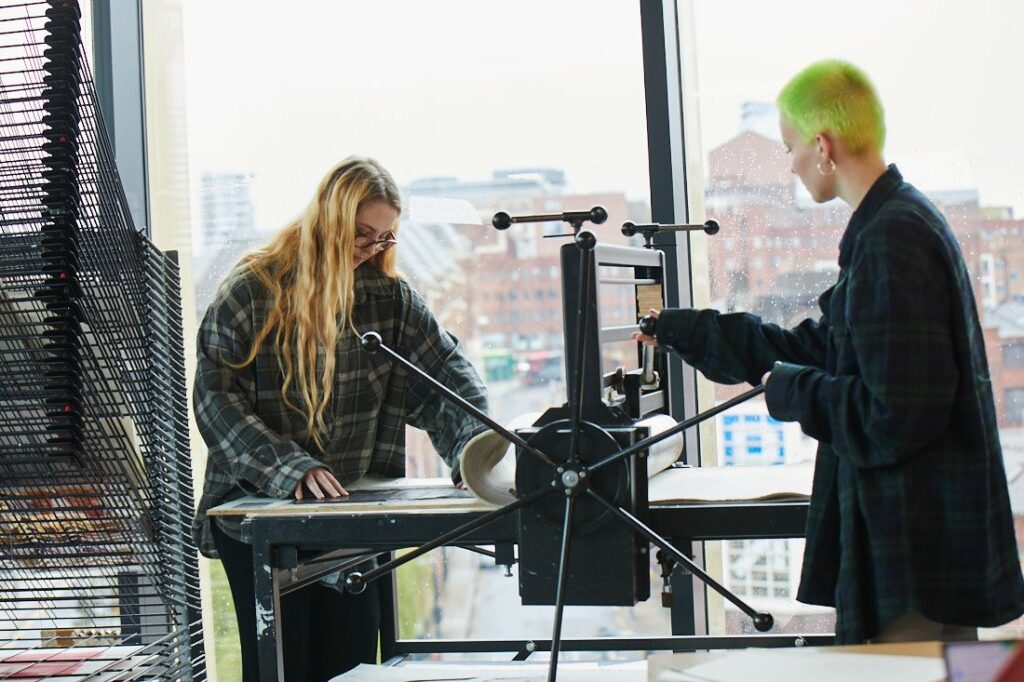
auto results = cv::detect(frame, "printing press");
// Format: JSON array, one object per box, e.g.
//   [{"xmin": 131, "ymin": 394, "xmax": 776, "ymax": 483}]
[{"xmin": 211, "ymin": 208, "xmax": 825, "ymax": 682}]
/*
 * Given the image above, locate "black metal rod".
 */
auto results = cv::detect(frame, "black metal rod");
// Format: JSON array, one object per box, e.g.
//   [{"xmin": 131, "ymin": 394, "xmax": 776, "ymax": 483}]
[
  {"xmin": 456, "ymin": 544, "xmax": 497, "ymax": 560},
  {"xmin": 390, "ymin": 633, "xmax": 832, "ymax": 655},
  {"xmin": 365, "ymin": 334, "xmax": 558, "ymax": 469},
  {"xmin": 585, "ymin": 487, "xmax": 771, "ymax": 628},
  {"xmin": 492, "ymin": 206, "xmax": 607, "ymax": 230},
  {"xmin": 621, "ymin": 220, "xmax": 720, "ymax": 236},
  {"xmin": 279, "ymin": 553, "xmax": 378, "ymax": 598},
  {"xmin": 588, "ymin": 384, "xmax": 766, "ymax": 473},
  {"xmin": 345, "ymin": 486, "xmax": 555, "ymax": 592},
  {"xmin": 568, "ymin": 245, "xmax": 593, "ymax": 465},
  {"xmin": 548, "ymin": 495, "xmax": 576, "ymax": 682}
]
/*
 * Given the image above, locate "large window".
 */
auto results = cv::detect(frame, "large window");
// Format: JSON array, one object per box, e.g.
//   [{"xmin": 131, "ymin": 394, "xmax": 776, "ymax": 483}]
[
  {"xmin": 682, "ymin": 0, "xmax": 1024, "ymax": 638},
  {"xmin": 132, "ymin": 2, "xmax": 1024, "ymax": 677},
  {"xmin": 179, "ymin": 1, "xmax": 657, "ymax": 676}
]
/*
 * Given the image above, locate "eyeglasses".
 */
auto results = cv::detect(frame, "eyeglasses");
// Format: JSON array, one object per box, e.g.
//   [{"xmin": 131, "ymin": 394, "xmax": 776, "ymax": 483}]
[{"xmin": 354, "ymin": 230, "xmax": 398, "ymax": 254}]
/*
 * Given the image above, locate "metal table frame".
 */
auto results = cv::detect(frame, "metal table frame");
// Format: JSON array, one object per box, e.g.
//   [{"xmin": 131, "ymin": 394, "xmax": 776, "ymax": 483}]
[{"xmin": 234, "ymin": 499, "xmax": 831, "ymax": 681}]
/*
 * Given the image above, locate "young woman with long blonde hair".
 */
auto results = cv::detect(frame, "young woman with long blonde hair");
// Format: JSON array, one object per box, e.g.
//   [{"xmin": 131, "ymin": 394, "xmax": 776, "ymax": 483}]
[{"xmin": 192, "ymin": 157, "xmax": 488, "ymax": 681}]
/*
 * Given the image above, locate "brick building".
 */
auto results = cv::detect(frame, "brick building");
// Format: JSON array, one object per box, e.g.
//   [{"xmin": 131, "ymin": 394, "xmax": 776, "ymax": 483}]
[
  {"xmin": 401, "ymin": 170, "xmax": 647, "ymax": 477},
  {"xmin": 704, "ymin": 129, "xmax": 1024, "ymax": 432}
]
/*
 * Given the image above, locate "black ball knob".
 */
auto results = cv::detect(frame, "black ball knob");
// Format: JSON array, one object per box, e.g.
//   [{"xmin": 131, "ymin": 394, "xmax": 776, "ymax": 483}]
[
  {"xmin": 704, "ymin": 219, "xmax": 720, "ymax": 236},
  {"xmin": 638, "ymin": 315, "xmax": 657, "ymax": 337},
  {"xmin": 621, "ymin": 221, "xmax": 638, "ymax": 237},
  {"xmin": 589, "ymin": 206, "xmax": 608, "ymax": 225},
  {"xmin": 492, "ymin": 212, "xmax": 512, "ymax": 230},
  {"xmin": 360, "ymin": 331, "xmax": 382, "ymax": 353},
  {"xmin": 575, "ymin": 230, "xmax": 597, "ymax": 251},
  {"xmin": 753, "ymin": 613, "xmax": 774, "ymax": 632},
  {"xmin": 344, "ymin": 572, "xmax": 367, "ymax": 594}
]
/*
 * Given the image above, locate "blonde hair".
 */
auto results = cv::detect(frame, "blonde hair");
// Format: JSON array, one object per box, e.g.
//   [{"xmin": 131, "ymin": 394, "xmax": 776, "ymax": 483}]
[{"xmin": 232, "ymin": 156, "xmax": 401, "ymax": 451}]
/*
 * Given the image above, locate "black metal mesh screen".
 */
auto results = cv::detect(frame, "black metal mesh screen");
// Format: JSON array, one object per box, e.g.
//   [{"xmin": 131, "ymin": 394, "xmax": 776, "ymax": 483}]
[{"xmin": 0, "ymin": 1, "xmax": 204, "ymax": 678}]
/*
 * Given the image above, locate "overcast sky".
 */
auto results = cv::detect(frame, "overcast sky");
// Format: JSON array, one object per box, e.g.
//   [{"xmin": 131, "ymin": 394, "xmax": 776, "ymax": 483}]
[{"xmin": 180, "ymin": 0, "xmax": 1023, "ymax": 232}]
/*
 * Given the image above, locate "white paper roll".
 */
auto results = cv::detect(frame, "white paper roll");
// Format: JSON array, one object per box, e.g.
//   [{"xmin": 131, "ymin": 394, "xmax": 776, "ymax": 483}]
[
  {"xmin": 459, "ymin": 413, "xmax": 541, "ymax": 506},
  {"xmin": 459, "ymin": 413, "xmax": 684, "ymax": 507},
  {"xmin": 635, "ymin": 414, "xmax": 684, "ymax": 478}
]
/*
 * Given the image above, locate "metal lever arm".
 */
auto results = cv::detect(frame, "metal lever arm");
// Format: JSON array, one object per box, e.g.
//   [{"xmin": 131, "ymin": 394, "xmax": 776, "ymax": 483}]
[{"xmin": 359, "ymin": 331, "xmax": 557, "ymax": 469}]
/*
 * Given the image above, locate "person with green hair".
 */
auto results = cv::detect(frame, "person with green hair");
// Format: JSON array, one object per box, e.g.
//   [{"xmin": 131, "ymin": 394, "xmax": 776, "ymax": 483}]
[{"xmin": 635, "ymin": 59, "xmax": 1024, "ymax": 643}]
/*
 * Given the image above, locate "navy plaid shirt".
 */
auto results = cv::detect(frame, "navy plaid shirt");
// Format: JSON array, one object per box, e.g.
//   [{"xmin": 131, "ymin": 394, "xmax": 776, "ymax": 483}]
[
  {"xmin": 657, "ymin": 166, "xmax": 1024, "ymax": 642},
  {"xmin": 191, "ymin": 265, "xmax": 488, "ymax": 558}
]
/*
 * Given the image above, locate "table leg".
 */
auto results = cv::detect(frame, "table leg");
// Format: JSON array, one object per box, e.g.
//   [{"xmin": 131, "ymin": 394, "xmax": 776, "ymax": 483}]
[
  {"xmin": 252, "ymin": 523, "xmax": 285, "ymax": 682},
  {"xmin": 377, "ymin": 552, "xmax": 398, "ymax": 661},
  {"xmin": 669, "ymin": 541, "xmax": 706, "ymax": 642}
]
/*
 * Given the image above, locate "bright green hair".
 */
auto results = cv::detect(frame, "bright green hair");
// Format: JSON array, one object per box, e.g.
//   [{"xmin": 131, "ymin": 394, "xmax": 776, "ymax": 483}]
[{"xmin": 776, "ymin": 60, "xmax": 886, "ymax": 155}]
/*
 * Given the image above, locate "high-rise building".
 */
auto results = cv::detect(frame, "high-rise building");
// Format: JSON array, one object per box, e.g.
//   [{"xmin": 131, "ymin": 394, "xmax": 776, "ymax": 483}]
[
  {"xmin": 199, "ymin": 172, "xmax": 256, "ymax": 247},
  {"xmin": 718, "ymin": 407, "xmax": 816, "ymax": 467},
  {"xmin": 193, "ymin": 172, "xmax": 259, "ymax": 315}
]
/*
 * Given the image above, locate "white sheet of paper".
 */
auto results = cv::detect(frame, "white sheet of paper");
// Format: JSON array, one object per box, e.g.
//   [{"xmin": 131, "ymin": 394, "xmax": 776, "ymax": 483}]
[
  {"xmin": 333, "ymin": 661, "xmax": 645, "ymax": 682},
  {"xmin": 647, "ymin": 462, "xmax": 813, "ymax": 504},
  {"xmin": 346, "ymin": 476, "xmax": 454, "ymax": 491},
  {"xmin": 655, "ymin": 650, "xmax": 944, "ymax": 682}
]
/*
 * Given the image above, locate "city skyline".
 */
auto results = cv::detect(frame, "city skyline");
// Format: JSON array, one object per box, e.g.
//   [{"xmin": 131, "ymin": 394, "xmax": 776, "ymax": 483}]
[
  {"xmin": 191, "ymin": 118, "xmax": 1018, "ymax": 242},
  {"xmin": 181, "ymin": 0, "xmax": 1024, "ymax": 235}
]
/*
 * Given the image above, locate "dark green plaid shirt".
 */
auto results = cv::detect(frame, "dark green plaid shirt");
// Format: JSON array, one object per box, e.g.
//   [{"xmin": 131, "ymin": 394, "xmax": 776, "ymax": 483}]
[
  {"xmin": 657, "ymin": 166, "xmax": 1024, "ymax": 643},
  {"xmin": 191, "ymin": 265, "xmax": 488, "ymax": 558}
]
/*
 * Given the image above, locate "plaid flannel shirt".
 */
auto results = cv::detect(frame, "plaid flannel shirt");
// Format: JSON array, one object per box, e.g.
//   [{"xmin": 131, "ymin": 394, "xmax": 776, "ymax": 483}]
[
  {"xmin": 191, "ymin": 265, "xmax": 489, "ymax": 558},
  {"xmin": 656, "ymin": 166, "xmax": 1024, "ymax": 643}
]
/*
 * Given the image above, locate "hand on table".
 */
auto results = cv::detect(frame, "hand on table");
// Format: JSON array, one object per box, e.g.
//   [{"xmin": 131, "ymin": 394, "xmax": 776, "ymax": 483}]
[{"xmin": 294, "ymin": 467, "xmax": 348, "ymax": 501}]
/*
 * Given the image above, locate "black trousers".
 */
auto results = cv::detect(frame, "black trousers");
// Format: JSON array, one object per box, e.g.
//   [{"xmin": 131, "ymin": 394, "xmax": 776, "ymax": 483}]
[{"xmin": 211, "ymin": 522, "xmax": 381, "ymax": 682}]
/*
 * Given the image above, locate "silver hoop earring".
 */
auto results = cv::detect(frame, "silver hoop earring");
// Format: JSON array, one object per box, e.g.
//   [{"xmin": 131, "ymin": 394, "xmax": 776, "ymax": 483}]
[{"xmin": 817, "ymin": 159, "xmax": 836, "ymax": 177}]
